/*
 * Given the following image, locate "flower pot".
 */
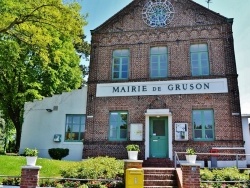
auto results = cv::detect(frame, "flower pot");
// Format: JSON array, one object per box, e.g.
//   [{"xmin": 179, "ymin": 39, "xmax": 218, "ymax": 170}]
[
  {"xmin": 185, "ymin": 155, "xmax": 197, "ymax": 164},
  {"xmin": 127, "ymin": 151, "xmax": 138, "ymax": 160},
  {"xmin": 26, "ymin": 156, "xmax": 37, "ymax": 166}
]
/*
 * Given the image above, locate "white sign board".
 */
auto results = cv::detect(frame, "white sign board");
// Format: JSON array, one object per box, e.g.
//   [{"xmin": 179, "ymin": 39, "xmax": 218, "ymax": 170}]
[
  {"xmin": 130, "ymin": 123, "xmax": 143, "ymax": 141},
  {"xmin": 175, "ymin": 123, "xmax": 188, "ymax": 141},
  {"xmin": 96, "ymin": 78, "xmax": 228, "ymax": 97}
]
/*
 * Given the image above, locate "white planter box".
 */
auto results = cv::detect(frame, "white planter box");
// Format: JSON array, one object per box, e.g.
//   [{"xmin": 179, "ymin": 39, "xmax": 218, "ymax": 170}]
[
  {"xmin": 127, "ymin": 151, "xmax": 138, "ymax": 160},
  {"xmin": 185, "ymin": 155, "xmax": 197, "ymax": 164},
  {"xmin": 26, "ymin": 156, "xmax": 37, "ymax": 166}
]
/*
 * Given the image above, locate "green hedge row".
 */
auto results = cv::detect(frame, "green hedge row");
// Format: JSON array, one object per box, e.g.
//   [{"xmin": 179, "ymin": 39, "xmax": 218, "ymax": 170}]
[{"xmin": 200, "ymin": 167, "xmax": 250, "ymax": 188}]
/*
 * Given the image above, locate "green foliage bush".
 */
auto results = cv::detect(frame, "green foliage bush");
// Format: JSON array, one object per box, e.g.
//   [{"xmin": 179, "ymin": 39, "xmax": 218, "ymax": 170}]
[
  {"xmin": 200, "ymin": 167, "xmax": 249, "ymax": 188},
  {"xmin": 126, "ymin": 144, "xmax": 140, "ymax": 151},
  {"xmin": 39, "ymin": 180, "xmax": 124, "ymax": 188},
  {"xmin": 87, "ymin": 181, "xmax": 107, "ymax": 188},
  {"xmin": 40, "ymin": 180, "xmax": 59, "ymax": 187},
  {"xmin": 48, "ymin": 148, "xmax": 69, "ymax": 160},
  {"xmin": 40, "ymin": 180, "xmax": 88, "ymax": 187},
  {"xmin": 2, "ymin": 177, "xmax": 20, "ymax": 185},
  {"xmin": 61, "ymin": 156, "xmax": 124, "ymax": 180},
  {"xmin": 24, "ymin": 148, "xmax": 38, "ymax": 156}
]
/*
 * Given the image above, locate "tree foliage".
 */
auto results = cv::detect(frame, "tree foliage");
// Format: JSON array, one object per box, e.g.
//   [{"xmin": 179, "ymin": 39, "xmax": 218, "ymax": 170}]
[{"xmin": 0, "ymin": 0, "xmax": 90, "ymax": 151}]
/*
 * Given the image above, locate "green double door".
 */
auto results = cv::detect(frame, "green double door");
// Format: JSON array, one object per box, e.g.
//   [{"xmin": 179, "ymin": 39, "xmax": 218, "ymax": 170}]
[{"xmin": 149, "ymin": 117, "xmax": 168, "ymax": 158}]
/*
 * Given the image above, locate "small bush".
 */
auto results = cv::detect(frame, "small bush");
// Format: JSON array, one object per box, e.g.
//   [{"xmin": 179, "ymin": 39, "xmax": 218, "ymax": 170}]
[
  {"xmin": 23, "ymin": 148, "xmax": 38, "ymax": 156},
  {"xmin": 78, "ymin": 184, "xmax": 89, "ymax": 188},
  {"xmin": 40, "ymin": 180, "xmax": 58, "ymax": 187},
  {"xmin": 61, "ymin": 156, "xmax": 124, "ymax": 179},
  {"xmin": 0, "ymin": 150, "xmax": 6, "ymax": 155},
  {"xmin": 106, "ymin": 181, "xmax": 124, "ymax": 188},
  {"xmin": 48, "ymin": 148, "xmax": 69, "ymax": 160},
  {"xmin": 2, "ymin": 177, "xmax": 20, "ymax": 185},
  {"xmin": 200, "ymin": 168, "xmax": 214, "ymax": 181},
  {"xmin": 200, "ymin": 167, "xmax": 249, "ymax": 187},
  {"xmin": 126, "ymin": 144, "xmax": 140, "ymax": 151},
  {"xmin": 87, "ymin": 181, "xmax": 107, "ymax": 188}
]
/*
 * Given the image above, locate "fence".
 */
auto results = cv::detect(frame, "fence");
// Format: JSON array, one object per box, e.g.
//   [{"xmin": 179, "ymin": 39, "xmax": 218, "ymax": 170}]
[
  {"xmin": 174, "ymin": 151, "xmax": 250, "ymax": 187},
  {"xmin": 174, "ymin": 151, "xmax": 250, "ymax": 169}
]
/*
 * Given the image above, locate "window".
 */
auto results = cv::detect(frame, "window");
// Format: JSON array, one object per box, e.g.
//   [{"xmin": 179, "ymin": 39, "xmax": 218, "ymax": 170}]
[
  {"xmin": 65, "ymin": 114, "xmax": 85, "ymax": 142},
  {"xmin": 193, "ymin": 110, "xmax": 214, "ymax": 141},
  {"xmin": 190, "ymin": 44, "xmax": 209, "ymax": 76},
  {"xmin": 150, "ymin": 47, "xmax": 168, "ymax": 78},
  {"xmin": 112, "ymin": 49, "xmax": 129, "ymax": 79},
  {"xmin": 109, "ymin": 111, "xmax": 128, "ymax": 141}
]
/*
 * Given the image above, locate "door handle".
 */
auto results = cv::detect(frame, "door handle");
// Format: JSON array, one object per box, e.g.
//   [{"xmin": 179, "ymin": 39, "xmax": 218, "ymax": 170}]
[{"xmin": 153, "ymin": 140, "xmax": 158, "ymax": 142}]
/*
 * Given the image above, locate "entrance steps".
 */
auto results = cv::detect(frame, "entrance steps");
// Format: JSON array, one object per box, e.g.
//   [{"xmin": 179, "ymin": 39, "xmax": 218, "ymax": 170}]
[
  {"xmin": 142, "ymin": 158, "xmax": 174, "ymax": 167},
  {"xmin": 143, "ymin": 168, "xmax": 178, "ymax": 188}
]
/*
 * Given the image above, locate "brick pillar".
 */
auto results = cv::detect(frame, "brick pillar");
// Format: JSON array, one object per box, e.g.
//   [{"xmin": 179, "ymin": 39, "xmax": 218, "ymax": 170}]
[
  {"xmin": 181, "ymin": 163, "xmax": 200, "ymax": 188},
  {"xmin": 20, "ymin": 166, "xmax": 42, "ymax": 188},
  {"xmin": 124, "ymin": 160, "xmax": 143, "ymax": 171}
]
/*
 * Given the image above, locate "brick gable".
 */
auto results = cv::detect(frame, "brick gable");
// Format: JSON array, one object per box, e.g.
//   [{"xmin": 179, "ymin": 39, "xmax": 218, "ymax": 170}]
[{"xmin": 84, "ymin": 0, "xmax": 243, "ymax": 160}]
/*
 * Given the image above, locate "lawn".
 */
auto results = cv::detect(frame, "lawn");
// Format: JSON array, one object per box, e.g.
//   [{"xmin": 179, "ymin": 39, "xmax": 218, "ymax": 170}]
[{"xmin": 0, "ymin": 155, "xmax": 80, "ymax": 177}]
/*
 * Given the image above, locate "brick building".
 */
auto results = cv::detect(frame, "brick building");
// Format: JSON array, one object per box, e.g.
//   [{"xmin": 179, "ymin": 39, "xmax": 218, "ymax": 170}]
[{"xmin": 84, "ymin": 0, "xmax": 243, "ymax": 164}]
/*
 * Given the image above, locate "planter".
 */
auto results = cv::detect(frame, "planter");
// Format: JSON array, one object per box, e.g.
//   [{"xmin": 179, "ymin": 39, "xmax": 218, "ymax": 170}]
[
  {"xmin": 185, "ymin": 155, "xmax": 197, "ymax": 164},
  {"xmin": 26, "ymin": 156, "xmax": 37, "ymax": 166},
  {"xmin": 127, "ymin": 151, "xmax": 138, "ymax": 160}
]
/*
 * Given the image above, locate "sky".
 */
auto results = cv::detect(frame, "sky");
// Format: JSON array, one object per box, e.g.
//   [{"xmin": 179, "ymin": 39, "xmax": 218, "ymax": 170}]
[{"xmin": 80, "ymin": 0, "xmax": 250, "ymax": 114}]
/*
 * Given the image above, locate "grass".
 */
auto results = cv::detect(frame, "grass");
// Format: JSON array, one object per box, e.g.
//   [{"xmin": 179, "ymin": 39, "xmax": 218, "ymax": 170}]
[{"xmin": 0, "ymin": 155, "xmax": 80, "ymax": 177}]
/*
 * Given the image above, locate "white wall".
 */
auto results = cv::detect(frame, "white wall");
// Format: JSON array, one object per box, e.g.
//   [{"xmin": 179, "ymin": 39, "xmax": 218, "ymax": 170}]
[
  {"xmin": 19, "ymin": 87, "xmax": 87, "ymax": 161},
  {"xmin": 242, "ymin": 114, "xmax": 250, "ymax": 164}
]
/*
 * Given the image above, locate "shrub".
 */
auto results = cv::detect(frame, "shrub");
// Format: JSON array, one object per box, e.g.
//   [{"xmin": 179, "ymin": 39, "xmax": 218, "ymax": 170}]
[
  {"xmin": 2, "ymin": 177, "xmax": 20, "ymax": 185},
  {"xmin": 78, "ymin": 184, "xmax": 89, "ymax": 188},
  {"xmin": 200, "ymin": 168, "xmax": 214, "ymax": 181},
  {"xmin": 61, "ymin": 156, "xmax": 124, "ymax": 179},
  {"xmin": 23, "ymin": 148, "xmax": 38, "ymax": 156},
  {"xmin": 106, "ymin": 181, "xmax": 124, "ymax": 188},
  {"xmin": 40, "ymin": 180, "xmax": 89, "ymax": 188},
  {"xmin": 186, "ymin": 148, "xmax": 196, "ymax": 155},
  {"xmin": 87, "ymin": 181, "xmax": 107, "ymax": 188},
  {"xmin": 48, "ymin": 148, "xmax": 69, "ymax": 160},
  {"xmin": 40, "ymin": 180, "xmax": 58, "ymax": 187},
  {"xmin": 126, "ymin": 144, "xmax": 140, "ymax": 151},
  {"xmin": 0, "ymin": 150, "xmax": 6, "ymax": 155},
  {"xmin": 200, "ymin": 167, "xmax": 249, "ymax": 187}
]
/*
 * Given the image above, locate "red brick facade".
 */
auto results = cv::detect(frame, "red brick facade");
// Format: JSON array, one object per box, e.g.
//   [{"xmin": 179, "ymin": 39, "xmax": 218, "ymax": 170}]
[{"xmin": 83, "ymin": 0, "xmax": 243, "ymax": 160}]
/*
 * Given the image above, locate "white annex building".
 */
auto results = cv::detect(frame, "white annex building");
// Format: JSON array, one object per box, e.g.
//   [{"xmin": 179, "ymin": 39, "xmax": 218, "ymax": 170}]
[{"xmin": 19, "ymin": 87, "xmax": 87, "ymax": 161}]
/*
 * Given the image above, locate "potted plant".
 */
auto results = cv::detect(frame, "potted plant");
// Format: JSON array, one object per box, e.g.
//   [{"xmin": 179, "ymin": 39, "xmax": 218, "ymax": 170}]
[
  {"xmin": 24, "ymin": 148, "xmax": 38, "ymax": 166},
  {"xmin": 185, "ymin": 148, "xmax": 197, "ymax": 164},
  {"xmin": 126, "ymin": 144, "xmax": 140, "ymax": 160}
]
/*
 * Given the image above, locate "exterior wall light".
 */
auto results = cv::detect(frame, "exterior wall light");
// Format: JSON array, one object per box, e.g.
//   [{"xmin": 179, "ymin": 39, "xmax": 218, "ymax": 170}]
[{"xmin": 89, "ymin": 94, "xmax": 94, "ymax": 101}]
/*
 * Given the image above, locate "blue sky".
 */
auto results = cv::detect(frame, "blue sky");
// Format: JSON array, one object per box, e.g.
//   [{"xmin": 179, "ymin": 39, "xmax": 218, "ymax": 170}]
[{"xmin": 80, "ymin": 0, "xmax": 250, "ymax": 114}]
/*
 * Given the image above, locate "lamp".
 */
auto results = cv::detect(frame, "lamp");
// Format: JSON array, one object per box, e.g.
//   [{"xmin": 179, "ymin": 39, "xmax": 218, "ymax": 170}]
[
  {"xmin": 46, "ymin": 109, "xmax": 53, "ymax": 112},
  {"xmin": 89, "ymin": 94, "xmax": 94, "ymax": 101}
]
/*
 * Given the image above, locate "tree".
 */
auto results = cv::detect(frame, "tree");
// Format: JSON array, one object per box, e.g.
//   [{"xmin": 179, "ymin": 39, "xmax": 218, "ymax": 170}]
[{"xmin": 0, "ymin": 0, "xmax": 90, "ymax": 151}]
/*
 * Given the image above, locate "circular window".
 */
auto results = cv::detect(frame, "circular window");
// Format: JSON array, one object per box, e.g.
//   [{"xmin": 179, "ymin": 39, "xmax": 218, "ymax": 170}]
[{"xmin": 142, "ymin": 0, "xmax": 175, "ymax": 28}]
